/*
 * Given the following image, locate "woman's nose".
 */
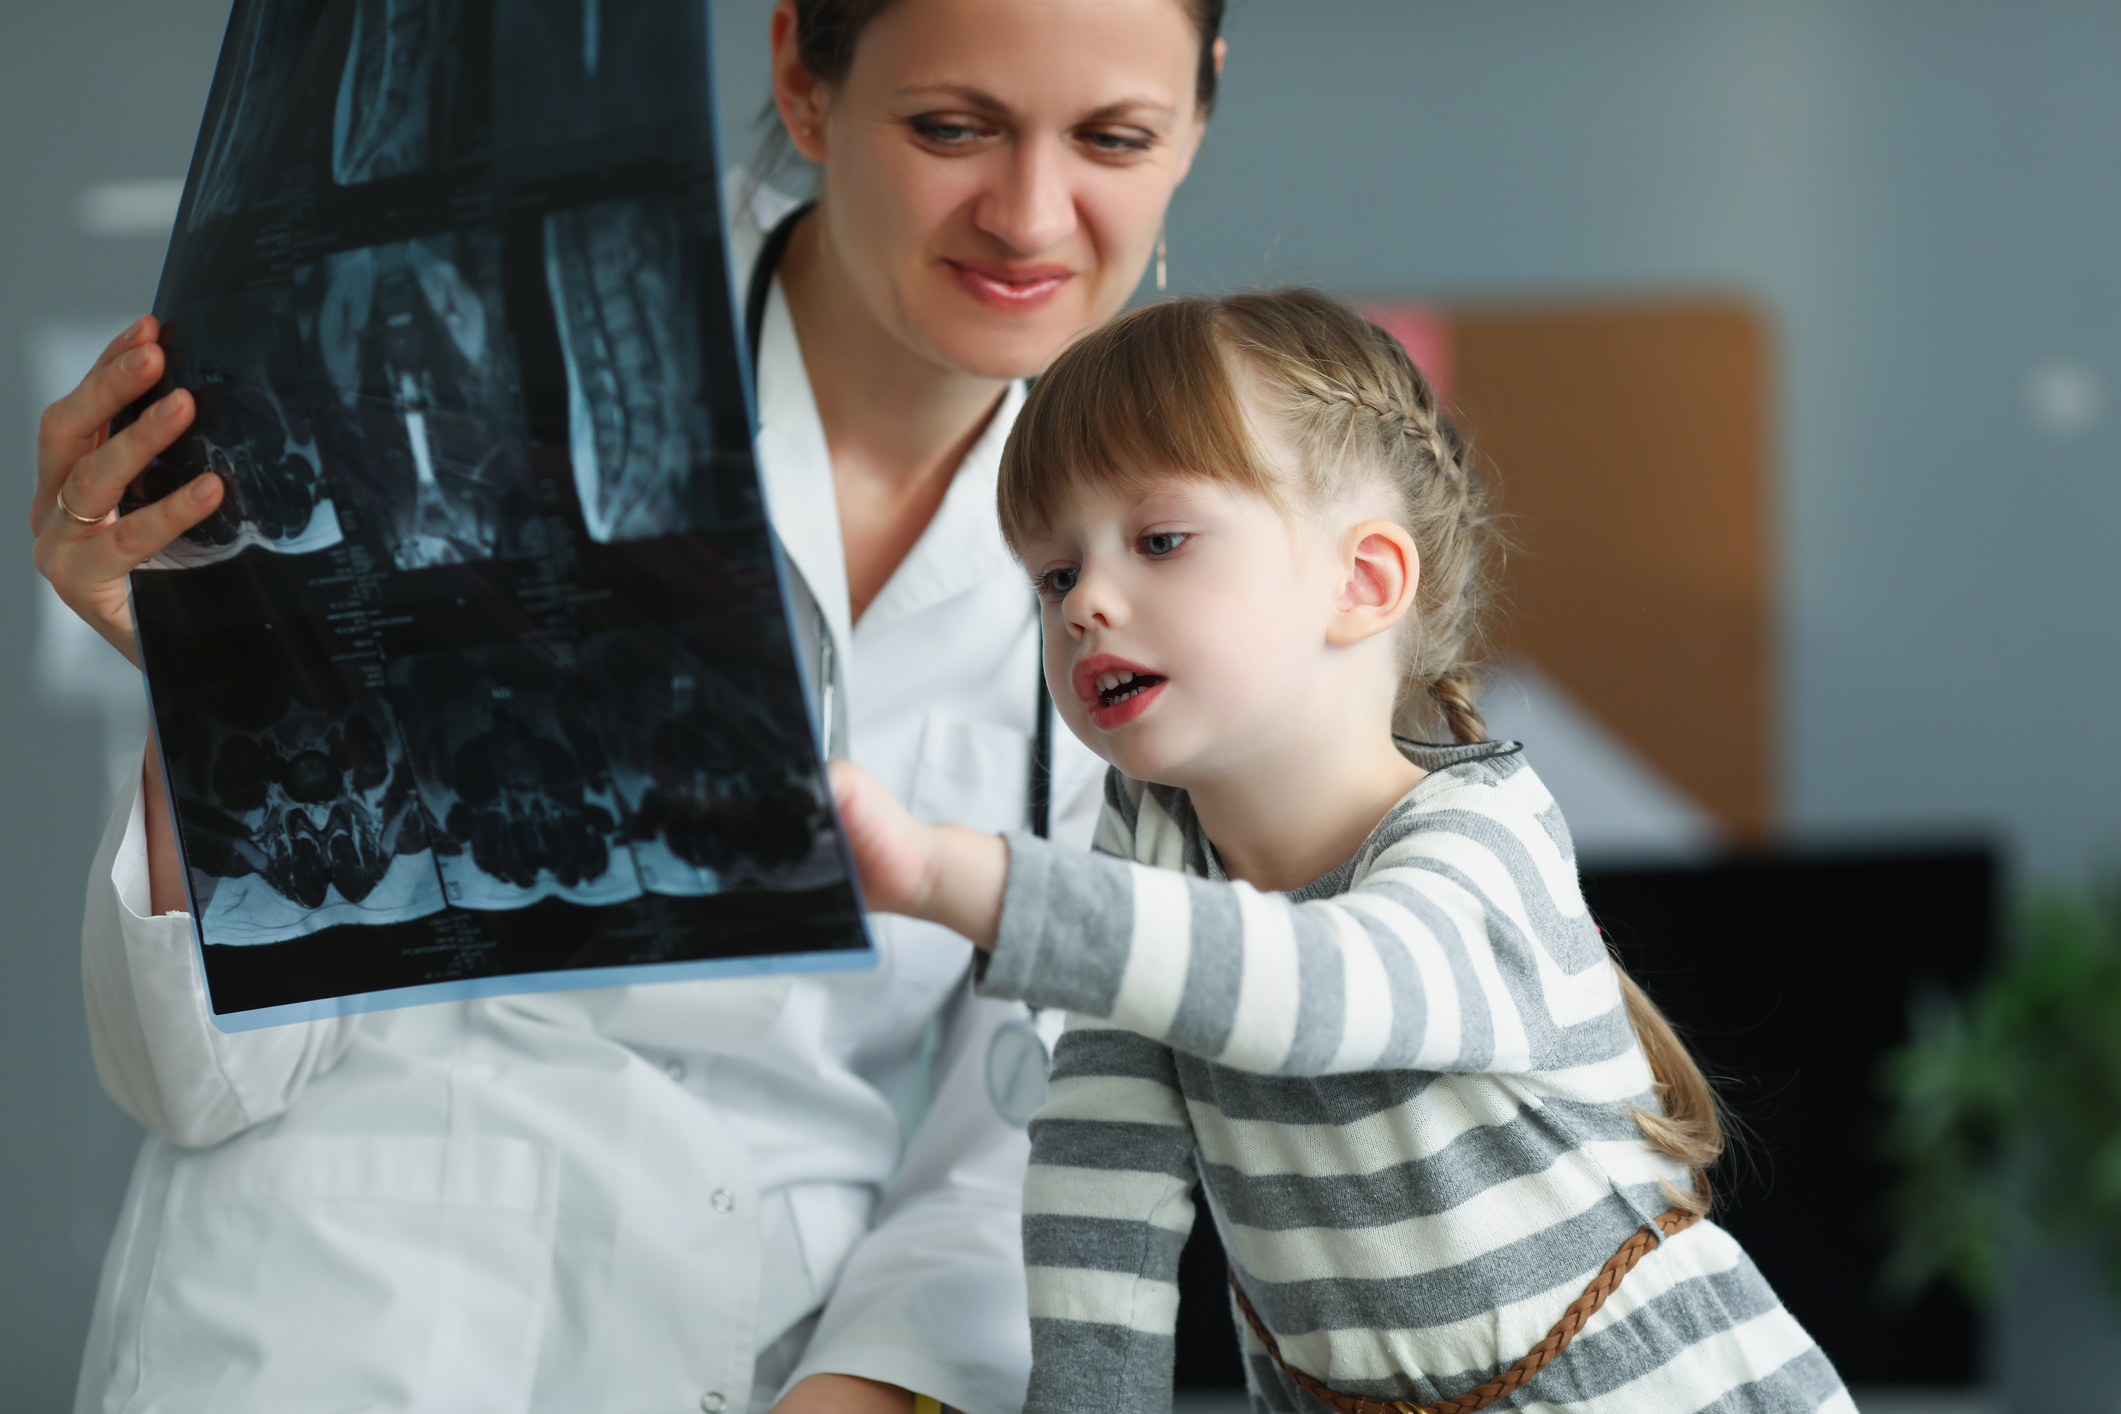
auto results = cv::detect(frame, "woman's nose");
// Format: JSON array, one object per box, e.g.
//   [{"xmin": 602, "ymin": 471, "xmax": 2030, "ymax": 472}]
[{"xmin": 976, "ymin": 138, "xmax": 1077, "ymax": 255}]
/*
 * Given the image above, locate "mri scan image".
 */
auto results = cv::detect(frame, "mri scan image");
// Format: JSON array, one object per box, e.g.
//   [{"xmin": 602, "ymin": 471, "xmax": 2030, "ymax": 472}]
[
  {"xmin": 299, "ymin": 230, "xmax": 540, "ymax": 569},
  {"xmin": 189, "ymin": 0, "xmax": 335, "ymax": 228},
  {"xmin": 162, "ymin": 669, "xmax": 445, "ymax": 947},
  {"xmin": 387, "ymin": 644, "xmax": 644, "ymax": 911},
  {"xmin": 492, "ymin": 0, "xmax": 711, "ymax": 180},
  {"xmin": 131, "ymin": 0, "xmax": 870, "ymax": 1023},
  {"xmin": 125, "ymin": 293, "xmax": 345, "ymax": 568},
  {"xmin": 546, "ymin": 199, "xmax": 717, "ymax": 543},
  {"xmin": 581, "ymin": 626, "xmax": 836, "ymax": 896},
  {"xmin": 333, "ymin": 0, "xmax": 459, "ymax": 185}
]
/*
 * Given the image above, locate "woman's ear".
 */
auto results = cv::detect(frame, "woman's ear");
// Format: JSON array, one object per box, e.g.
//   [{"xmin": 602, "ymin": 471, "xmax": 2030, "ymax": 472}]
[
  {"xmin": 1326, "ymin": 519, "xmax": 1420, "ymax": 647},
  {"xmin": 769, "ymin": 0, "xmax": 831, "ymax": 164}
]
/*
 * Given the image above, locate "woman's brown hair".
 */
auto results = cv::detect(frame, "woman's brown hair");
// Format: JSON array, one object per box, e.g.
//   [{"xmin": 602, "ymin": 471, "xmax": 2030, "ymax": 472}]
[
  {"xmin": 998, "ymin": 288, "xmax": 1724, "ymax": 1212},
  {"xmin": 788, "ymin": 0, "xmax": 1228, "ymax": 113}
]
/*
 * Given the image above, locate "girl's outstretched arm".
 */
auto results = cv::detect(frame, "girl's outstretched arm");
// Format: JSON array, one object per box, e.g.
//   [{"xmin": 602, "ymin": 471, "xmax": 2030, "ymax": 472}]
[{"xmin": 833, "ymin": 759, "xmax": 1630, "ymax": 1081}]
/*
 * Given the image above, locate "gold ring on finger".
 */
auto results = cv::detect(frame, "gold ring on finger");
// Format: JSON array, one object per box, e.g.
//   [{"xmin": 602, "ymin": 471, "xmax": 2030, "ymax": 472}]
[{"xmin": 53, "ymin": 484, "xmax": 105, "ymax": 526}]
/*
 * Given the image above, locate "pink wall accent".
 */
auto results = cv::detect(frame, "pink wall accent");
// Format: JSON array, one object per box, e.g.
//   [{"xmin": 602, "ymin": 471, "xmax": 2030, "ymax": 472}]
[{"xmin": 1357, "ymin": 302, "xmax": 1454, "ymax": 405}]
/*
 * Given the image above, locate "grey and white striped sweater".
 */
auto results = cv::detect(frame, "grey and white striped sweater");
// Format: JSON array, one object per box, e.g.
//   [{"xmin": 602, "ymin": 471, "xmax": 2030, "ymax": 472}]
[{"xmin": 979, "ymin": 741, "xmax": 1851, "ymax": 1414}]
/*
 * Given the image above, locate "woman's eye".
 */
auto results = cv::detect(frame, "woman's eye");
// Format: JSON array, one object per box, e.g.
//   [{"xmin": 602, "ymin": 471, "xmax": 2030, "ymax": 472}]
[
  {"xmin": 1080, "ymin": 128, "xmax": 1154, "ymax": 157},
  {"xmin": 910, "ymin": 117, "xmax": 988, "ymax": 147},
  {"xmin": 1040, "ymin": 567, "xmax": 1080, "ymax": 599},
  {"xmin": 1142, "ymin": 532, "xmax": 1187, "ymax": 557}
]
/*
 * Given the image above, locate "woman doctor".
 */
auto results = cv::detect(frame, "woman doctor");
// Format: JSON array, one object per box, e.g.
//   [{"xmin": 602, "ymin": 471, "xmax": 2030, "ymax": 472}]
[{"xmin": 29, "ymin": 1, "xmax": 1226, "ymax": 1410}]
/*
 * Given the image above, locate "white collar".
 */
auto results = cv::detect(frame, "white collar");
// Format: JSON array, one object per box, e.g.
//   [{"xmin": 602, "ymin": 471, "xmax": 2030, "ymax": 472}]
[
  {"xmin": 859, "ymin": 380, "xmax": 1024, "ymax": 639},
  {"xmin": 751, "ymin": 278, "xmax": 1026, "ymax": 652},
  {"xmin": 752, "ymin": 278, "xmax": 854, "ymax": 657}
]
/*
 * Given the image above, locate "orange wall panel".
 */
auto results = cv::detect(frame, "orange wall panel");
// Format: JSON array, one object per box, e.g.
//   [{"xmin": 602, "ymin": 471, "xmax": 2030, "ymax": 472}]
[{"xmin": 1444, "ymin": 298, "xmax": 1775, "ymax": 840}]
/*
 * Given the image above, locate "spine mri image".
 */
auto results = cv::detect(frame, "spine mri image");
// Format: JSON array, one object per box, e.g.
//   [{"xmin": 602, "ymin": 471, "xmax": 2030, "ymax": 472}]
[
  {"xmin": 547, "ymin": 198, "xmax": 721, "ymax": 545},
  {"xmin": 126, "ymin": 0, "xmax": 867, "ymax": 1025},
  {"xmin": 301, "ymin": 231, "xmax": 542, "ymax": 571}
]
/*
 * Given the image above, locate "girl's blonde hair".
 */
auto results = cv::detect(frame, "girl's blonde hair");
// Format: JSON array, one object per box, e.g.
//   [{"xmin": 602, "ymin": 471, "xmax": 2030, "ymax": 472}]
[{"xmin": 998, "ymin": 287, "xmax": 1723, "ymax": 1211}]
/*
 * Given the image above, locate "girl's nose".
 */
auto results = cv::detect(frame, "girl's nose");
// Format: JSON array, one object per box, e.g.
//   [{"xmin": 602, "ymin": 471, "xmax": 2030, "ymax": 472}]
[
  {"xmin": 975, "ymin": 138, "xmax": 1077, "ymax": 255},
  {"xmin": 1063, "ymin": 565, "xmax": 1123, "ymax": 637}
]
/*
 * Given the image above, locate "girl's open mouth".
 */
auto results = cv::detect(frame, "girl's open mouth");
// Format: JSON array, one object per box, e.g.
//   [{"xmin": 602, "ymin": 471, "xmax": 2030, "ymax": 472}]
[
  {"xmin": 1095, "ymin": 669, "xmax": 1166, "ymax": 707},
  {"xmin": 1075, "ymin": 658, "xmax": 1168, "ymax": 731}
]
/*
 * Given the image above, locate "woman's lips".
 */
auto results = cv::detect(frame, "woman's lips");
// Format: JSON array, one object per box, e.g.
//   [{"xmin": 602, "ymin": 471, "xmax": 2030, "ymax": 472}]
[{"xmin": 945, "ymin": 259, "xmax": 1073, "ymax": 313}]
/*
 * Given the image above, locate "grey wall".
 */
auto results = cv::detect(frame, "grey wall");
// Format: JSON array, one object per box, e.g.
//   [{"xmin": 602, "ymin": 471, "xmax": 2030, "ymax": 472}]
[
  {"xmin": 1, "ymin": 4, "xmax": 232, "ymax": 1409},
  {"xmin": 6, "ymin": 0, "xmax": 2117, "ymax": 1403}
]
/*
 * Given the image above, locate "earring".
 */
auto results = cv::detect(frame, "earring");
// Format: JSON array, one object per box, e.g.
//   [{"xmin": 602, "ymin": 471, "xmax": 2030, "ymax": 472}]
[{"xmin": 1155, "ymin": 227, "xmax": 1168, "ymax": 292}]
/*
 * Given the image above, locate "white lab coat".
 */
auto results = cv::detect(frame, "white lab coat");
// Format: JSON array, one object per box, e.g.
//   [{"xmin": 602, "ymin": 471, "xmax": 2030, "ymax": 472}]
[{"xmin": 70, "ymin": 203, "xmax": 1105, "ymax": 1414}]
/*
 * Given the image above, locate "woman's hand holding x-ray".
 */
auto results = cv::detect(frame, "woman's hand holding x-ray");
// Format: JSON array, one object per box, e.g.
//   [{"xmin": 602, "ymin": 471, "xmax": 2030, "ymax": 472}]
[
  {"xmin": 30, "ymin": 315, "xmax": 224, "ymax": 667},
  {"xmin": 828, "ymin": 760, "xmax": 1008, "ymax": 951}
]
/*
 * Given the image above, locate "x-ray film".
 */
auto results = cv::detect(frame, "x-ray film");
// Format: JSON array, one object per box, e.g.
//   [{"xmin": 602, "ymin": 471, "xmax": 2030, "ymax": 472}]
[{"xmin": 127, "ymin": 0, "xmax": 871, "ymax": 1030}]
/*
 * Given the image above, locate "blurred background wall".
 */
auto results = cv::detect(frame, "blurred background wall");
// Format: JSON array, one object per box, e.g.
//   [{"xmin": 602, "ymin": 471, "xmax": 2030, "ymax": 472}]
[{"xmin": 4, "ymin": 1, "xmax": 2117, "ymax": 1406}]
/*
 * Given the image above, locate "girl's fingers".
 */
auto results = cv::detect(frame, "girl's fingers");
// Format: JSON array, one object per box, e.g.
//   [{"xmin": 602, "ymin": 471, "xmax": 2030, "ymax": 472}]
[
  {"xmin": 32, "ymin": 317, "xmax": 164, "ymax": 505},
  {"xmin": 42, "ymin": 388, "xmax": 195, "ymax": 535}
]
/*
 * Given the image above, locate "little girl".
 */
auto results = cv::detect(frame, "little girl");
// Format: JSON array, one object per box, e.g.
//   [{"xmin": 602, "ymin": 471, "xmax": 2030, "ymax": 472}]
[{"xmin": 830, "ymin": 289, "xmax": 1850, "ymax": 1414}]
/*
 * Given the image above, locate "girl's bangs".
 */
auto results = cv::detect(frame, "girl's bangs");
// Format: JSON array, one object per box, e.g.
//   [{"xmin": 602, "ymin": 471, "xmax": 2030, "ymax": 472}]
[{"xmin": 999, "ymin": 299, "xmax": 1279, "ymax": 548}]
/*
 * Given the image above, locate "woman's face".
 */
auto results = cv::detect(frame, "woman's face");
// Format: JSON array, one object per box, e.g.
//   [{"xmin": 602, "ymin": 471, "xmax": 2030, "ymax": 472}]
[{"xmin": 778, "ymin": 0, "xmax": 1215, "ymax": 381}]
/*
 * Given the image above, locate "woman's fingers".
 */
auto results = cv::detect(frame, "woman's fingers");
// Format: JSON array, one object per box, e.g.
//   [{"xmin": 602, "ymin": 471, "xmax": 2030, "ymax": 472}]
[
  {"xmin": 41, "ymin": 388, "xmax": 196, "ymax": 536},
  {"xmin": 24, "ymin": 314, "xmax": 218, "ymax": 669},
  {"xmin": 37, "ymin": 467, "xmax": 224, "ymax": 581},
  {"xmin": 31, "ymin": 316, "xmax": 168, "ymax": 529},
  {"xmin": 32, "ymin": 470, "xmax": 224, "ymax": 667},
  {"xmin": 100, "ymin": 470, "xmax": 225, "ymax": 567}
]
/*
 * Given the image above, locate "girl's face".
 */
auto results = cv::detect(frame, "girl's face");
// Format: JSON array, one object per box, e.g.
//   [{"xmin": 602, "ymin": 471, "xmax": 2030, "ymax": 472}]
[
  {"xmin": 780, "ymin": 0, "xmax": 1215, "ymax": 380},
  {"xmin": 1019, "ymin": 473, "xmax": 1351, "ymax": 789}
]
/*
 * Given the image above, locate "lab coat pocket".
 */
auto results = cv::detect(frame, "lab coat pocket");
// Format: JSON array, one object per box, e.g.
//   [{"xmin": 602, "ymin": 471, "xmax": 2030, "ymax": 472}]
[
  {"xmin": 137, "ymin": 1134, "xmax": 557, "ymax": 1414},
  {"xmin": 906, "ymin": 710, "xmax": 1031, "ymax": 837}
]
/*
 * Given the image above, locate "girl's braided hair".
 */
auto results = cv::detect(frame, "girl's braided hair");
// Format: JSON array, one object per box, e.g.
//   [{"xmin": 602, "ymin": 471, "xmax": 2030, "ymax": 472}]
[{"xmin": 998, "ymin": 287, "xmax": 1499, "ymax": 745}]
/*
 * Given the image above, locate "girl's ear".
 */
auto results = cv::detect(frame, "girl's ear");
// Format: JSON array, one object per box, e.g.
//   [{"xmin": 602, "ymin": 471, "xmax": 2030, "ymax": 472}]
[{"xmin": 1326, "ymin": 519, "xmax": 1420, "ymax": 647}]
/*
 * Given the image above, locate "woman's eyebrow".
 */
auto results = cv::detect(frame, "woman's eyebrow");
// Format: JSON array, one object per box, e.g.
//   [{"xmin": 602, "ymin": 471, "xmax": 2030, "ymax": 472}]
[
  {"xmin": 893, "ymin": 84, "xmax": 1177, "ymax": 124},
  {"xmin": 894, "ymin": 83, "xmax": 1012, "ymax": 112}
]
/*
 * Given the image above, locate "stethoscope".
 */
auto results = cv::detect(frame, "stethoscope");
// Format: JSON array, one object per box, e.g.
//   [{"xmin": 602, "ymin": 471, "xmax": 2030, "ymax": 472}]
[{"xmin": 745, "ymin": 202, "xmax": 1056, "ymax": 1126}]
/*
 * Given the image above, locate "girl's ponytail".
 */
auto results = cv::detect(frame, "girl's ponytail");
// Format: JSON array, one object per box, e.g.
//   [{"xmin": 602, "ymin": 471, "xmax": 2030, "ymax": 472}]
[
  {"xmin": 1429, "ymin": 671, "xmax": 1487, "ymax": 746},
  {"xmin": 1611, "ymin": 958, "xmax": 1725, "ymax": 1217}
]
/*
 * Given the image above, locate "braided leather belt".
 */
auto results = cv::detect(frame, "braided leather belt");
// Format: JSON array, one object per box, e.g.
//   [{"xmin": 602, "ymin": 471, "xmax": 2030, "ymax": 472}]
[{"xmin": 1228, "ymin": 1207, "xmax": 1700, "ymax": 1414}]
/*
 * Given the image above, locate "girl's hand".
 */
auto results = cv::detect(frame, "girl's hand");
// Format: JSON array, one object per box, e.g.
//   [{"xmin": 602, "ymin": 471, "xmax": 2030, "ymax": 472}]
[
  {"xmin": 828, "ymin": 760, "xmax": 1009, "ymax": 950},
  {"xmin": 31, "ymin": 315, "xmax": 225, "ymax": 668}
]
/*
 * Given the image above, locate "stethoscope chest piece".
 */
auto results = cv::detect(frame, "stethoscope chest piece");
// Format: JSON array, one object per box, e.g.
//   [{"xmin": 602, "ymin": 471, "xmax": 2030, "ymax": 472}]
[{"xmin": 984, "ymin": 1016, "xmax": 1050, "ymax": 1128}]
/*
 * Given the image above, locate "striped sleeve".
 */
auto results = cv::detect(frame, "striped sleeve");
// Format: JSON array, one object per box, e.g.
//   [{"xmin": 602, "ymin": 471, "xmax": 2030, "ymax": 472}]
[
  {"xmin": 980, "ymin": 781, "xmax": 1631, "ymax": 1078},
  {"xmin": 1022, "ymin": 1017, "xmax": 1198, "ymax": 1414}
]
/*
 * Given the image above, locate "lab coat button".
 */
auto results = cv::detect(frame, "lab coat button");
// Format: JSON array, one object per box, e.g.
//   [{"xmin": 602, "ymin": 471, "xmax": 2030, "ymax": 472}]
[
  {"xmin": 702, "ymin": 1394, "xmax": 727, "ymax": 1413},
  {"xmin": 711, "ymin": 1188, "xmax": 735, "ymax": 1212},
  {"xmin": 664, "ymin": 1058, "xmax": 687, "ymax": 1083}
]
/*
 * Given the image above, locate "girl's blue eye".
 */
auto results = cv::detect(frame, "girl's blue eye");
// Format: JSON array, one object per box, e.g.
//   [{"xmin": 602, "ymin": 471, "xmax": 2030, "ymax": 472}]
[
  {"xmin": 1143, "ymin": 532, "xmax": 1186, "ymax": 556},
  {"xmin": 1041, "ymin": 567, "xmax": 1080, "ymax": 599}
]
